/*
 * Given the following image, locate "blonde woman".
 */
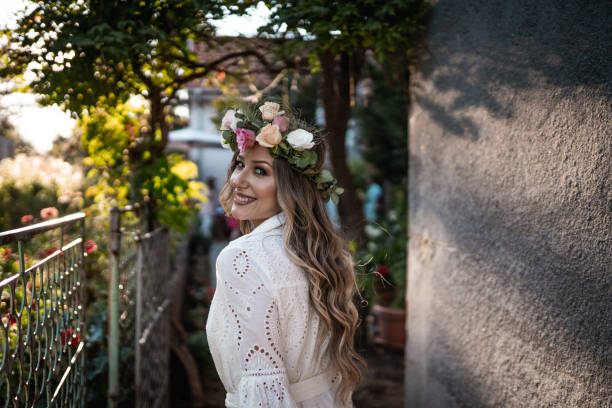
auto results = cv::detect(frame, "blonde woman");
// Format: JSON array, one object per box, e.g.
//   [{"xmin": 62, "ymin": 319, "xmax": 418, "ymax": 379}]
[{"xmin": 205, "ymin": 101, "xmax": 363, "ymax": 407}]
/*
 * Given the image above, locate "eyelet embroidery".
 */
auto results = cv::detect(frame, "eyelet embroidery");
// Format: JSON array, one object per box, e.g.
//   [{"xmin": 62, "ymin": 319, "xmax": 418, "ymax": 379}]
[
  {"xmin": 232, "ymin": 250, "xmax": 250, "ymax": 278},
  {"xmin": 207, "ymin": 231, "xmax": 338, "ymax": 406}
]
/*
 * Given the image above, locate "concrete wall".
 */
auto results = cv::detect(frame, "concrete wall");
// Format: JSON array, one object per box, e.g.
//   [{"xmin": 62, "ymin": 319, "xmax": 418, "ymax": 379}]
[{"xmin": 406, "ymin": 1, "xmax": 611, "ymax": 407}]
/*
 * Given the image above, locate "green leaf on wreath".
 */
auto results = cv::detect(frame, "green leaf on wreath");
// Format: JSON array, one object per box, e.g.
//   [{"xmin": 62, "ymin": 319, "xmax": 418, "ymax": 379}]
[
  {"xmin": 318, "ymin": 169, "xmax": 333, "ymax": 183},
  {"xmin": 331, "ymin": 193, "xmax": 340, "ymax": 206}
]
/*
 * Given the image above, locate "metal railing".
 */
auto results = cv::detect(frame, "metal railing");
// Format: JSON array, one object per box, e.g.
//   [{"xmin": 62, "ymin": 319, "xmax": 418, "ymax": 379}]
[
  {"xmin": 0, "ymin": 213, "xmax": 87, "ymax": 407},
  {"xmin": 107, "ymin": 203, "xmax": 171, "ymax": 408}
]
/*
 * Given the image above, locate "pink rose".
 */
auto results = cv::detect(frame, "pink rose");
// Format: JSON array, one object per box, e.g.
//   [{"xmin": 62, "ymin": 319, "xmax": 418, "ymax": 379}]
[
  {"xmin": 221, "ymin": 109, "xmax": 238, "ymax": 131},
  {"xmin": 272, "ymin": 116, "xmax": 290, "ymax": 132},
  {"xmin": 40, "ymin": 207, "xmax": 59, "ymax": 220},
  {"xmin": 235, "ymin": 128, "xmax": 255, "ymax": 153}
]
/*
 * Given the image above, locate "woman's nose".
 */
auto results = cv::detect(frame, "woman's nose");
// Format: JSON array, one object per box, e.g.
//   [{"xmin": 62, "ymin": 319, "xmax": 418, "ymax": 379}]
[{"xmin": 231, "ymin": 168, "xmax": 248, "ymax": 188}]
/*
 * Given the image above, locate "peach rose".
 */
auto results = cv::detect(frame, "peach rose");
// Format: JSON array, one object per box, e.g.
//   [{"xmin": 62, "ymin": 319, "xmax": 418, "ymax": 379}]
[
  {"xmin": 259, "ymin": 102, "xmax": 284, "ymax": 121},
  {"xmin": 256, "ymin": 124, "xmax": 282, "ymax": 147}
]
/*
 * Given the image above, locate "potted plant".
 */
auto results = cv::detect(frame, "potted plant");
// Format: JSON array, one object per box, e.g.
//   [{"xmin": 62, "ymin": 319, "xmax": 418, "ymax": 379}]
[{"xmin": 357, "ymin": 188, "xmax": 407, "ymax": 350}]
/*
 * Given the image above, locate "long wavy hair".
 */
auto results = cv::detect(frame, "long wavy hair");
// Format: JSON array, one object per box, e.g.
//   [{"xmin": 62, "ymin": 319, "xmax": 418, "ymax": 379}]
[{"xmin": 219, "ymin": 127, "xmax": 364, "ymax": 404}]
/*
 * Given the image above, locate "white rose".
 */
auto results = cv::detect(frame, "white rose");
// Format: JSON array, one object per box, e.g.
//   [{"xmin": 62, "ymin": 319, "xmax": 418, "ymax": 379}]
[{"xmin": 286, "ymin": 128, "xmax": 315, "ymax": 151}]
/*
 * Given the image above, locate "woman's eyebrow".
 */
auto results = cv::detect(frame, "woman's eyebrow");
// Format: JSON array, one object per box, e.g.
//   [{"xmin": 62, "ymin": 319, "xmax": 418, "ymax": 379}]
[{"xmin": 252, "ymin": 160, "xmax": 272, "ymax": 167}]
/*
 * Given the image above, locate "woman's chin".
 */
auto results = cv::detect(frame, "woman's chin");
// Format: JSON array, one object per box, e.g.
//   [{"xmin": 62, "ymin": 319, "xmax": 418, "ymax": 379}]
[{"xmin": 230, "ymin": 206, "xmax": 248, "ymax": 221}]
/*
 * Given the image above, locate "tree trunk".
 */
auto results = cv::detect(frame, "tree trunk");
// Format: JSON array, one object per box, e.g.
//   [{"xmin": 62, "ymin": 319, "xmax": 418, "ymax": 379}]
[
  {"xmin": 318, "ymin": 50, "xmax": 367, "ymax": 246},
  {"xmin": 149, "ymin": 89, "xmax": 170, "ymax": 154}
]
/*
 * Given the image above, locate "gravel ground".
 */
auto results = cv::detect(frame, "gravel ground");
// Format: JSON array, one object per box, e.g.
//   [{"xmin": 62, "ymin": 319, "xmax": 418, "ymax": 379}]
[{"xmin": 353, "ymin": 346, "xmax": 405, "ymax": 408}]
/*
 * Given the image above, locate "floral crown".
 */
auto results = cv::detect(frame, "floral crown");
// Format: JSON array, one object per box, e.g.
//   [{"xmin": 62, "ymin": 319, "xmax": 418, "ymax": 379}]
[{"xmin": 219, "ymin": 101, "xmax": 344, "ymax": 204}]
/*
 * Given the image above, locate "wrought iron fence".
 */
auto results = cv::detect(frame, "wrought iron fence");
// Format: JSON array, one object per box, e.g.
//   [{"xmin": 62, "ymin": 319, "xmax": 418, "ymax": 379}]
[
  {"xmin": 107, "ymin": 203, "xmax": 171, "ymax": 408},
  {"xmin": 0, "ymin": 213, "xmax": 87, "ymax": 407}
]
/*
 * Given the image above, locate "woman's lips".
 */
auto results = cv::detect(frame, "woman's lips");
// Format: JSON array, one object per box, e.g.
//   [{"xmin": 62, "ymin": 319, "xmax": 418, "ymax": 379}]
[{"xmin": 234, "ymin": 192, "xmax": 256, "ymax": 205}]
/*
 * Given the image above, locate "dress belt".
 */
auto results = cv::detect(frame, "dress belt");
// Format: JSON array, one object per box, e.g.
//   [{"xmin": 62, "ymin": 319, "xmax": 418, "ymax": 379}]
[
  {"xmin": 289, "ymin": 370, "xmax": 331, "ymax": 402},
  {"xmin": 225, "ymin": 370, "xmax": 332, "ymax": 407}
]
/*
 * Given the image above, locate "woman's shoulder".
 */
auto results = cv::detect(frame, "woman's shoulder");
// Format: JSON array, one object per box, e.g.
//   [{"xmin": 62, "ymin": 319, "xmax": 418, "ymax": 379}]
[
  {"xmin": 220, "ymin": 229, "xmax": 283, "ymax": 259},
  {"xmin": 217, "ymin": 231, "xmax": 306, "ymax": 288},
  {"xmin": 216, "ymin": 232, "xmax": 284, "ymax": 276}
]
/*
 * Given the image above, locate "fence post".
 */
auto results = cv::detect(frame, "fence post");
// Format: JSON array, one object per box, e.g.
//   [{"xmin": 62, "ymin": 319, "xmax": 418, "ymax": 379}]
[
  {"xmin": 134, "ymin": 231, "xmax": 143, "ymax": 408},
  {"xmin": 108, "ymin": 207, "xmax": 121, "ymax": 408},
  {"xmin": 79, "ymin": 216, "xmax": 87, "ymax": 407}
]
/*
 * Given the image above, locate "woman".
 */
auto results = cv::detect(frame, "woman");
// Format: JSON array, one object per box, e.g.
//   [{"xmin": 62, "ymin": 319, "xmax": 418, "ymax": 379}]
[{"xmin": 205, "ymin": 101, "xmax": 363, "ymax": 407}]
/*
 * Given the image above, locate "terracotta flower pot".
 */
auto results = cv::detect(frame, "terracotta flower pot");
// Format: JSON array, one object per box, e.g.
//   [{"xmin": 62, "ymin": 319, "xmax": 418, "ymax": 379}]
[{"xmin": 372, "ymin": 304, "xmax": 406, "ymax": 350}]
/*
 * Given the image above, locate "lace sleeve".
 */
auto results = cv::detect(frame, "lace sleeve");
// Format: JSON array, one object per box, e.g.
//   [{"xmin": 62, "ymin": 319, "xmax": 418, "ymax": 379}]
[{"xmin": 217, "ymin": 245, "xmax": 298, "ymax": 407}]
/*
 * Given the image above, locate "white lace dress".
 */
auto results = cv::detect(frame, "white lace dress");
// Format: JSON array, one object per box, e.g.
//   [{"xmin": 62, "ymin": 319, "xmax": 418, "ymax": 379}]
[{"xmin": 205, "ymin": 212, "xmax": 350, "ymax": 408}]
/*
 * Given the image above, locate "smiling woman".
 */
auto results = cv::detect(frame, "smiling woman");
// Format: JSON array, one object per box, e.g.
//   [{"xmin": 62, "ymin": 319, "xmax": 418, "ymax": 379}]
[
  {"xmin": 205, "ymin": 100, "xmax": 363, "ymax": 408},
  {"xmin": 228, "ymin": 145, "xmax": 281, "ymax": 228}
]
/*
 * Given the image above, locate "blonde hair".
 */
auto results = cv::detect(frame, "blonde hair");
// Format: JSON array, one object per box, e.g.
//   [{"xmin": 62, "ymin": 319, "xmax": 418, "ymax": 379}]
[{"xmin": 219, "ymin": 131, "xmax": 364, "ymax": 404}]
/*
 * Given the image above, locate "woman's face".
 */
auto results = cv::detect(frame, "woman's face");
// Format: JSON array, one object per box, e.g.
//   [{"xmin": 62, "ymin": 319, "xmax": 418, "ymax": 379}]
[{"xmin": 229, "ymin": 144, "xmax": 281, "ymax": 228}]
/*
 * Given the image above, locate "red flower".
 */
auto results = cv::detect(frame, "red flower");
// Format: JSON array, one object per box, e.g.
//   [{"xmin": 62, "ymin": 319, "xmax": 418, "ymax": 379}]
[
  {"xmin": 4, "ymin": 313, "xmax": 17, "ymax": 325},
  {"xmin": 377, "ymin": 266, "xmax": 389, "ymax": 276},
  {"xmin": 45, "ymin": 247, "xmax": 60, "ymax": 257},
  {"xmin": 84, "ymin": 240, "xmax": 97, "ymax": 253},
  {"xmin": 1, "ymin": 247, "xmax": 11, "ymax": 260},
  {"xmin": 21, "ymin": 214, "xmax": 34, "ymax": 224},
  {"xmin": 61, "ymin": 329, "xmax": 80, "ymax": 347}
]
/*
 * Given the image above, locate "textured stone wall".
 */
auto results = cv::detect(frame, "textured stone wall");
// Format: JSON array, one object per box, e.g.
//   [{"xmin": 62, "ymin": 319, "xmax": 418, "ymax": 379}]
[{"xmin": 406, "ymin": 1, "xmax": 611, "ymax": 407}]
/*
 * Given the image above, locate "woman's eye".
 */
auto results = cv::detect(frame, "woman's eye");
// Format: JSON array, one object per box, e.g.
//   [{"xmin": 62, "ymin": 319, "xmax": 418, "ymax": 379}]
[
  {"xmin": 235, "ymin": 160, "xmax": 245, "ymax": 169},
  {"xmin": 255, "ymin": 167, "xmax": 267, "ymax": 176}
]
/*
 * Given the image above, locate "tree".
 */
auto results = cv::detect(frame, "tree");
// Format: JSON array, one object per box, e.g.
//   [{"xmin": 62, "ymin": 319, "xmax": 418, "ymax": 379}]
[
  {"xmin": 0, "ymin": 0, "xmax": 275, "ymax": 161},
  {"xmin": 0, "ymin": 0, "xmax": 303, "ymax": 226},
  {"xmin": 256, "ymin": 0, "xmax": 429, "ymax": 244}
]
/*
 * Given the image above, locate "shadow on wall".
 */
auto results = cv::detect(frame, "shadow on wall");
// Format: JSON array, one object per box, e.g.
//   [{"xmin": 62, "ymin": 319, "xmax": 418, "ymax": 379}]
[
  {"xmin": 411, "ymin": 0, "xmax": 612, "ymax": 141},
  {"xmin": 409, "ymin": 183, "xmax": 612, "ymax": 404}
]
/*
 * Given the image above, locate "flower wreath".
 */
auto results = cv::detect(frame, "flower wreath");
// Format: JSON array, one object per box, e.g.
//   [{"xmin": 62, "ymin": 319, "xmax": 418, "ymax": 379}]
[{"xmin": 219, "ymin": 101, "xmax": 344, "ymax": 204}]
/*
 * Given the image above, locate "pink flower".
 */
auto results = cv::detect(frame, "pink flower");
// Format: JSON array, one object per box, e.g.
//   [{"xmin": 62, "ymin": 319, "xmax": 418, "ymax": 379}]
[
  {"xmin": 40, "ymin": 207, "xmax": 59, "ymax": 220},
  {"xmin": 21, "ymin": 214, "xmax": 34, "ymax": 224},
  {"xmin": 235, "ymin": 128, "xmax": 255, "ymax": 153},
  {"xmin": 226, "ymin": 217, "xmax": 240, "ymax": 229},
  {"xmin": 84, "ymin": 240, "xmax": 97, "ymax": 253},
  {"xmin": 221, "ymin": 109, "xmax": 238, "ymax": 131},
  {"xmin": 272, "ymin": 116, "xmax": 290, "ymax": 132}
]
